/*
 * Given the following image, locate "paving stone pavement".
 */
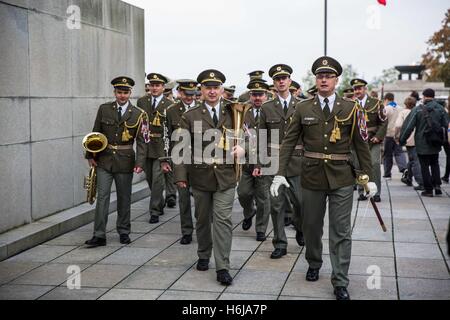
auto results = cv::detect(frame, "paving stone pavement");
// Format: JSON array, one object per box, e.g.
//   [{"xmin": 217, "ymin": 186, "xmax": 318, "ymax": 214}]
[{"xmin": 0, "ymin": 168, "xmax": 449, "ymax": 300}]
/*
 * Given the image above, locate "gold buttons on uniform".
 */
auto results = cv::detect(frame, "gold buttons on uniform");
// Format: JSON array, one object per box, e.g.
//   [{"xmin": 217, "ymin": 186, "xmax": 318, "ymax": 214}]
[
  {"xmin": 324, "ymin": 160, "xmax": 328, "ymax": 163},
  {"xmin": 325, "ymin": 122, "xmax": 328, "ymax": 125},
  {"xmin": 324, "ymin": 134, "xmax": 328, "ymax": 138},
  {"xmin": 324, "ymin": 147, "xmax": 328, "ymax": 151}
]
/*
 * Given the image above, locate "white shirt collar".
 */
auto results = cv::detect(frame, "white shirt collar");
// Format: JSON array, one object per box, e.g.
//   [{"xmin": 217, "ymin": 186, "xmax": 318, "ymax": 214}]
[
  {"xmin": 152, "ymin": 95, "xmax": 163, "ymax": 106},
  {"xmin": 278, "ymin": 93, "xmax": 292, "ymax": 106},
  {"xmin": 205, "ymin": 100, "xmax": 221, "ymax": 122},
  {"xmin": 317, "ymin": 93, "xmax": 336, "ymax": 111},
  {"xmin": 116, "ymin": 101, "xmax": 129, "ymax": 115},
  {"xmin": 359, "ymin": 94, "xmax": 368, "ymax": 107}
]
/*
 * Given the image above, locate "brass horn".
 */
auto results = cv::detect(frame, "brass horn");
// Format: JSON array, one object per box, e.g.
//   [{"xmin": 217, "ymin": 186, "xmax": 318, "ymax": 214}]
[
  {"xmin": 229, "ymin": 103, "xmax": 252, "ymax": 181},
  {"xmin": 82, "ymin": 132, "xmax": 108, "ymax": 205}
]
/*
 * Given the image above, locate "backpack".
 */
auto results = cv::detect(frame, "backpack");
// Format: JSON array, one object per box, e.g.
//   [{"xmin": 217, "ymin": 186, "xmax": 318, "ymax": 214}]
[{"xmin": 421, "ymin": 105, "xmax": 447, "ymax": 147}]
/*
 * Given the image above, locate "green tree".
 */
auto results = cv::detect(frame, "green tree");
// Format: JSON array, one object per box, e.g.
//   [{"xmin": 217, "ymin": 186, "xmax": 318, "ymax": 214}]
[
  {"xmin": 421, "ymin": 9, "xmax": 450, "ymax": 86},
  {"xmin": 337, "ymin": 64, "xmax": 359, "ymax": 96},
  {"xmin": 370, "ymin": 68, "xmax": 399, "ymax": 88},
  {"xmin": 301, "ymin": 70, "xmax": 316, "ymax": 92}
]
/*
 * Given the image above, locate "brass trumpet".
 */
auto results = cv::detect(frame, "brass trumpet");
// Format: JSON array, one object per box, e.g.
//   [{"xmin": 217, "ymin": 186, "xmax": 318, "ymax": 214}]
[
  {"xmin": 229, "ymin": 103, "xmax": 252, "ymax": 181},
  {"xmin": 82, "ymin": 132, "xmax": 108, "ymax": 205}
]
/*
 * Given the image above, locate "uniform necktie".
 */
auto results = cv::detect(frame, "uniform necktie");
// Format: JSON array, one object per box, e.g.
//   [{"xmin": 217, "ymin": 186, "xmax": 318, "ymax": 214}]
[
  {"xmin": 255, "ymin": 109, "xmax": 260, "ymax": 123},
  {"xmin": 283, "ymin": 101, "xmax": 288, "ymax": 115},
  {"xmin": 323, "ymin": 98, "xmax": 331, "ymax": 118},
  {"xmin": 212, "ymin": 107, "xmax": 219, "ymax": 127},
  {"xmin": 118, "ymin": 106, "xmax": 122, "ymax": 122},
  {"xmin": 152, "ymin": 98, "xmax": 157, "ymax": 110}
]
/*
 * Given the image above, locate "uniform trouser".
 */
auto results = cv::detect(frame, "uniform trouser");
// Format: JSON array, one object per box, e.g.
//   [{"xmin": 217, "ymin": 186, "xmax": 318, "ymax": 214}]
[
  {"xmin": 284, "ymin": 194, "xmax": 294, "ymax": 221},
  {"xmin": 356, "ymin": 143, "xmax": 382, "ymax": 197},
  {"xmin": 302, "ymin": 185, "xmax": 354, "ymax": 288},
  {"xmin": 383, "ymin": 137, "xmax": 407, "ymax": 176},
  {"xmin": 165, "ymin": 170, "xmax": 177, "ymax": 202},
  {"xmin": 418, "ymin": 154, "xmax": 441, "ymax": 192},
  {"xmin": 406, "ymin": 146, "xmax": 423, "ymax": 185},
  {"xmin": 144, "ymin": 158, "xmax": 165, "ymax": 217},
  {"xmin": 192, "ymin": 187, "xmax": 235, "ymax": 271},
  {"xmin": 269, "ymin": 175, "xmax": 303, "ymax": 250},
  {"xmin": 237, "ymin": 170, "xmax": 270, "ymax": 234},
  {"xmin": 94, "ymin": 168, "xmax": 133, "ymax": 239},
  {"xmin": 178, "ymin": 184, "xmax": 193, "ymax": 236}
]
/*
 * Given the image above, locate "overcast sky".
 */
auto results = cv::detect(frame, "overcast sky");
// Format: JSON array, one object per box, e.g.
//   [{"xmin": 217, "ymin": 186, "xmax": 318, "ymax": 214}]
[{"xmin": 122, "ymin": 0, "xmax": 449, "ymax": 91}]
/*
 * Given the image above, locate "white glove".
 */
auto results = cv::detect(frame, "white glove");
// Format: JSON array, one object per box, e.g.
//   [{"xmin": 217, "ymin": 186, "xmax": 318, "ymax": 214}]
[
  {"xmin": 366, "ymin": 182, "xmax": 378, "ymax": 198},
  {"xmin": 270, "ymin": 176, "xmax": 290, "ymax": 198}
]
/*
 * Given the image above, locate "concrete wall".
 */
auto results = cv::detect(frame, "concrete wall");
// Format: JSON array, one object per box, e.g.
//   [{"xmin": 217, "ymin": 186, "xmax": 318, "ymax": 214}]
[{"xmin": 0, "ymin": 0, "xmax": 145, "ymax": 233}]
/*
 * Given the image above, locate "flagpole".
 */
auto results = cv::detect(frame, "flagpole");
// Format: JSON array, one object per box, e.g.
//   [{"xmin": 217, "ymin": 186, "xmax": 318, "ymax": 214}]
[{"xmin": 324, "ymin": 0, "xmax": 328, "ymax": 56}]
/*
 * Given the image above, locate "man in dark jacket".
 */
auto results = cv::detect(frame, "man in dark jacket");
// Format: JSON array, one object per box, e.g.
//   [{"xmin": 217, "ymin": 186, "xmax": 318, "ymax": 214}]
[{"xmin": 400, "ymin": 89, "xmax": 449, "ymax": 197}]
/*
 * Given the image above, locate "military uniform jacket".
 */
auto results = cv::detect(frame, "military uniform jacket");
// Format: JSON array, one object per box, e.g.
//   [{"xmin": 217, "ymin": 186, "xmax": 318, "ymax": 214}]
[
  {"xmin": 87, "ymin": 101, "xmax": 147, "ymax": 173},
  {"xmin": 137, "ymin": 95, "xmax": 172, "ymax": 159},
  {"xmin": 164, "ymin": 100, "xmax": 201, "ymax": 159},
  {"xmin": 361, "ymin": 95, "xmax": 387, "ymax": 143},
  {"xmin": 259, "ymin": 96, "xmax": 302, "ymax": 177},
  {"xmin": 242, "ymin": 106, "xmax": 260, "ymax": 173},
  {"xmin": 173, "ymin": 99, "xmax": 237, "ymax": 192},
  {"xmin": 278, "ymin": 95, "xmax": 373, "ymax": 191}
]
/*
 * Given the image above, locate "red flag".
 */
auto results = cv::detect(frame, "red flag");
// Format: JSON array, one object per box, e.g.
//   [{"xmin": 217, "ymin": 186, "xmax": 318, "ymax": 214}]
[{"xmin": 378, "ymin": 0, "xmax": 386, "ymax": 5}]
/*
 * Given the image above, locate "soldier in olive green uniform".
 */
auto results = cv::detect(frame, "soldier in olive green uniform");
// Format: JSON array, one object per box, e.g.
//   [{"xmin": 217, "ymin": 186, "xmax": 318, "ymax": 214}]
[
  {"xmin": 306, "ymin": 85, "xmax": 318, "ymax": 98},
  {"xmin": 237, "ymin": 79, "xmax": 271, "ymax": 242},
  {"xmin": 161, "ymin": 79, "xmax": 200, "ymax": 245},
  {"xmin": 351, "ymin": 78, "xmax": 387, "ymax": 202},
  {"xmin": 343, "ymin": 87, "xmax": 355, "ymax": 100},
  {"xmin": 137, "ymin": 73, "xmax": 173, "ymax": 224},
  {"xmin": 271, "ymin": 57, "xmax": 376, "ymax": 300},
  {"xmin": 254, "ymin": 64, "xmax": 304, "ymax": 260},
  {"xmin": 174, "ymin": 69, "xmax": 244, "ymax": 286},
  {"xmin": 85, "ymin": 77, "xmax": 149, "ymax": 248},
  {"xmin": 223, "ymin": 85, "xmax": 237, "ymax": 102},
  {"xmin": 289, "ymin": 80, "xmax": 302, "ymax": 100},
  {"xmin": 238, "ymin": 71, "xmax": 265, "ymax": 103},
  {"xmin": 163, "ymin": 82, "xmax": 177, "ymax": 208}
]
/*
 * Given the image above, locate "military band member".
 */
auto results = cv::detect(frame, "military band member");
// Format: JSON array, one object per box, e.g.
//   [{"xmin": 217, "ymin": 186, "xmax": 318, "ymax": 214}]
[
  {"xmin": 270, "ymin": 57, "xmax": 376, "ymax": 300},
  {"xmin": 85, "ymin": 77, "xmax": 148, "ymax": 248},
  {"xmin": 343, "ymin": 87, "xmax": 355, "ymax": 100},
  {"xmin": 238, "ymin": 71, "xmax": 265, "ymax": 103},
  {"xmin": 137, "ymin": 73, "xmax": 172, "ymax": 224},
  {"xmin": 351, "ymin": 78, "xmax": 387, "ymax": 202},
  {"xmin": 306, "ymin": 85, "xmax": 318, "ymax": 98},
  {"xmin": 161, "ymin": 79, "xmax": 200, "ymax": 245},
  {"xmin": 237, "ymin": 79, "xmax": 271, "ymax": 241},
  {"xmin": 289, "ymin": 80, "xmax": 302, "ymax": 99},
  {"xmin": 223, "ymin": 85, "xmax": 237, "ymax": 101},
  {"xmin": 174, "ymin": 69, "xmax": 244, "ymax": 286},
  {"xmin": 254, "ymin": 64, "xmax": 305, "ymax": 260}
]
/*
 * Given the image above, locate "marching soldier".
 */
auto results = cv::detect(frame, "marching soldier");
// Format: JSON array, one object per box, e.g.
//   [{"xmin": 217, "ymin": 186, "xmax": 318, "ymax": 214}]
[
  {"xmin": 306, "ymin": 85, "xmax": 318, "ymax": 98},
  {"xmin": 343, "ymin": 87, "xmax": 355, "ymax": 100},
  {"xmin": 137, "ymin": 73, "xmax": 172, "ymax": 224},
  {"xmin": 161, "ymin": 79, "xmax": 200, "ymax": 245},
  {"xmin": 174, "ymin": 69, "xmax": 244, "ymax": 286},
  {"xmin": 289, "ymin": 80, "xmax": 302, "ymax": 99},
  {"xmin": 237, "ymin": 79, "xmax": 271, "ymax": 241},
  {"xmin": 254, "ymin": 64, "xmax": 305, "ymax": 260},
  {"xmin": 270, "ymin": 57, "xmax": 375, "ymax": 300},
  {"xmin": 223, "ymin": 85, "xmax": 237, "ymax": 101},
  {"xmin": 238, "ymin": 71, "xmax": 265, "ymax": 103},
  {"xmin": 351, "ymin": 78, "xmax": 387, "ymax": 202},
  {"xmin": 85, "ymin": 77, "xmax": 148, "ymax": 248}
]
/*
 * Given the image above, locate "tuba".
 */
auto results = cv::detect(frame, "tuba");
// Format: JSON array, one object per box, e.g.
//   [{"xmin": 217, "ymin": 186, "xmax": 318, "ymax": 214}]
[
  {"xmin": 82, "ymin": 132, "xmax": 108, "ymax": 205},
  {"xmin": 228, "ymin": 103, "xmax": 252, "ymax": 181}
]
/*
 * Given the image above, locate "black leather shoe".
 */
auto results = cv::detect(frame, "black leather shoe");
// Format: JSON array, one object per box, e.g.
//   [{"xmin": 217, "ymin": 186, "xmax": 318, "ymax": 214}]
[
  {"xmin": 180, "ymin": 234, "xmax": 192, "ymax": 245},
  {"xmin": 295, "ymin": 230, "xmax": 305, "ymax": 246},
  {"xmin": 270, "ymin": 248, "xmax": 287, "ymax": 259},
  {"xmin": 149, "ymin": 215, "xmax": 159, "ymax": 224},
  {"xmin": 435, "ymin": 187, "xmax": 443, "ymax": 196},
  {"xmin": 442, "ymin": 176, "xmax": 449, "ymax": 183},
  {"xmin": 373, "ymin": 195, "xmax": 381, "ymax": 203},
  {"xmin": 216, "ymin": 269, "xmax": 233, "ymax": 286},
  {"xmin": 85, "ymin": 237, "xmax": 106, "ymax": 248},
  {"xmin": 256, "ymin": 232, "xmax": 266, "ymax": 242},
  {"xmin": 166, "ymin": 198, "xmax": 176, "ymax": 208},
  {"xmin": 196, "ymin": 259, "xmax": 209, "ymax": 271},
  {"xmin": 119, "ymin": 234, "xmax": 131, "ymax": 245},
  {"xmin": 306, "ymin": 268, "xmax": 320, "ymax": 282},
  {"xmin": 334, "ymin": 286, "xmax": 350, "ymax": 300},
  {"xmin": 358, "ymin": 194, "xmax": 367, "ymax": 201},
  {"xmin": 242, "ymin": 216, "xmax": 253, "ymax": 231},
  {"xmin": 421, "ymin": 191, "xmax": 434, "ymax": 197},
  {"xmin": 414, "ymin": 185, "xmax": 425, "ymax": 191},
  {"xmin": 284, "ymin": 216, "xmax": 293, "ymax": 226}
]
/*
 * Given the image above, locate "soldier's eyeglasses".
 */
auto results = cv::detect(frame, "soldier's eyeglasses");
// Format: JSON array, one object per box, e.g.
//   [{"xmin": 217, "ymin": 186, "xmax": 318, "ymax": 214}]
[{"xmin": 316, "ymin": 74, "xmax": 336, "ymax": 80}]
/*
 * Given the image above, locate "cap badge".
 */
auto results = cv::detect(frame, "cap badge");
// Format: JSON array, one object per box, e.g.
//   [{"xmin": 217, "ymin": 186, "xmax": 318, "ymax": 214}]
[
  {"xmin": 277, "ymin": 66, "xmax": 282, "ymax": 71},
  {"xmin": 210, "ymin": 73, "xmax": 215, "ymax": 78},
  {"xmin": 122, "ymin": 78, "xmax": 127, "ymax": 83},
  {"xmin": 322, "ymin": 60, "xmax": 329, "ymax": 66}
]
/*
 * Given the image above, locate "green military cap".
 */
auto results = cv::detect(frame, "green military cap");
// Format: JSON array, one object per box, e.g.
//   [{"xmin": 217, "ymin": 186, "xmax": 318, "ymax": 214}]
[
  {"xmin": 247, "ymin": 79, "xmax": 269, "ymax": 92},
  {"xmin": 290, "ymin": 80, "xmax": 301, "ymax": 91},
  {"xmin": 224, "ymin": 85, "xmax": 236, "ymax": 94},
  {"xmin": 111, "ymin": 76, "xmax": 135, "ymax": 90},
  {"xmin": 248, "ymin": 70, "xmax": 265, "ymax": 80},
  {"xmin": 269, "ymin": 84, "xmax": 276, "ymax": 91},
  {"xmin": 350, "ymin": 78, "xmax": 368, "ymax": 88},
  {"xmin": 177, "ymin": 79, "xmax": 198, "ymax": 95},
  {"xmin": 197, "ymin": 69, "xmax": 226, "ymax": 86},
  {"xmin": 307, "ymin": 85, "xmax": 318, "ymax": 95},
  {"xmin": 311, "ymin": 56, "xmax": 343, "ymax": 76},
  {"xmin": 147, "ymin": 73, "xmax": 168, "ymax": 84},
  {"xmin": 343, "ymin": 87, "xmax": 355, "ymax": 95},
  {"xmin": 269, "ymin": 64, "xmax": 293, "ymax": 79}
]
